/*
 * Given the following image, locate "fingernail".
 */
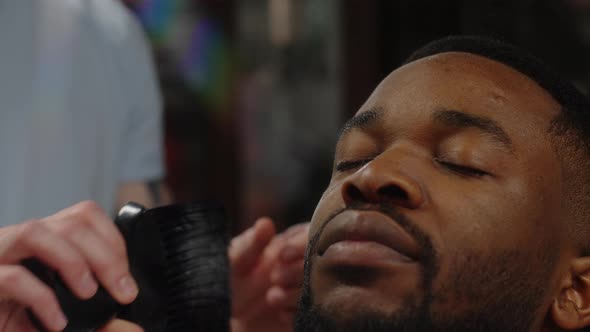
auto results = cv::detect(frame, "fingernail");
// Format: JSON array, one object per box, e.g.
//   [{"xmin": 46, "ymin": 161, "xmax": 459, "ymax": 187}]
[
  {"xmin": 79, "ymin": 272, "xmax": 97, "ymax": 297},
  {"xmin": 243, "ymin": 227, "xmax": 256, "ymax": 241},
  {"xmin": 53, "ymin": 311, "xmax": 68, "ymax": 330},
  {"xmin": 267, "ymin": 287, "xmax": 285, "ymax": 304},
  {"xmin": 118, "ymin": 275, "xmax": 138, "ymax": 299}
]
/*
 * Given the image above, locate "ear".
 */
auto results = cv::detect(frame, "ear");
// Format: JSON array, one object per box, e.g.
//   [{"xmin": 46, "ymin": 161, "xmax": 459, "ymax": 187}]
[{"xmin": 552, "ymin": 257, "xmax": 590, "ymax": 330}]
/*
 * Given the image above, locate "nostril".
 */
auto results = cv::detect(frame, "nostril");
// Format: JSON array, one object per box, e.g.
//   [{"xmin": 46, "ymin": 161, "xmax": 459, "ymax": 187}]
[
  {"xmin": 377, "ymin": 185, "xmax": 408, "ymax": 202},
  {"xmin": 345, "ymin": 185, "xmax": 365, "ymax": 202}
]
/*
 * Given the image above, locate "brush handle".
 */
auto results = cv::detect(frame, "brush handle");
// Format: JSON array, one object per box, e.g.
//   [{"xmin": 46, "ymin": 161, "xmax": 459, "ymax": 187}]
[{"xmin": 23, "ymin": 259, "xmax": 121, "ymax": 332}]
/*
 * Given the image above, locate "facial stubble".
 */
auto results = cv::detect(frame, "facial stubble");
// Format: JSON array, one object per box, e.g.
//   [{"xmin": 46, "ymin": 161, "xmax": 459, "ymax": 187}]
[{"xmin": 294, "ymin": 205, "xmax": 557, "ymax": 332}]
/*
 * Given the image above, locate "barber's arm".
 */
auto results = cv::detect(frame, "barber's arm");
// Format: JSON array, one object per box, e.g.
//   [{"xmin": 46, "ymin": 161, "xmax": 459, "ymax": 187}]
[
  {"xmin": 115, "ymin": 180, "xmax": 172, "ymax": 210},
  {"xmin": 114, "ymin": 11, "xmax": 166, "ymax": 213},
  {"xmin": 0, "ymin": 201, "xmax": 140, "ymax": 332}
]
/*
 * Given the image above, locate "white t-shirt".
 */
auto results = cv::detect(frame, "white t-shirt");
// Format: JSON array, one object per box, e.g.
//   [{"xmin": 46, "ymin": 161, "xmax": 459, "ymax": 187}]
[{"xmin": 0, "ymin": 0, "xmax": 164, "ymax": 224}]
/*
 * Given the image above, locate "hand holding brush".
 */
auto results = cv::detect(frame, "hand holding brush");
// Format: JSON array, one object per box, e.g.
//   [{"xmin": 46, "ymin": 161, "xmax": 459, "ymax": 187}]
[
  {"xmin": 0, "ymin": 201, "xmax": 140, "ymax": 332},
  {"xmin": 0, "ymin": 200, "xmax": 231, "ymax": 332}
]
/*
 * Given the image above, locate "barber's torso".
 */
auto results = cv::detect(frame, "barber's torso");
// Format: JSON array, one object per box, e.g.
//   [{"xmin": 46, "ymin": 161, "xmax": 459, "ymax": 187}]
[{"xmin": 0, "ymin": 0, "xmax": 144, "ymax": 223}]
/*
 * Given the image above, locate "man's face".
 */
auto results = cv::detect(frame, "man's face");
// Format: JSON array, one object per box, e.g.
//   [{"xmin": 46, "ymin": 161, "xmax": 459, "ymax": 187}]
[{"xmin": 295, "ymin": 53, "xmax": 575, "ymax": 332}]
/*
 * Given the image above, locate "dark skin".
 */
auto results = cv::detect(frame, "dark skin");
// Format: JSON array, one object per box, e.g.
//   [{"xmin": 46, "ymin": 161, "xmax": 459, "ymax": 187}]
[{"xmin": 297, "ymin": 52, "xmax": 590, "ymax": 331}]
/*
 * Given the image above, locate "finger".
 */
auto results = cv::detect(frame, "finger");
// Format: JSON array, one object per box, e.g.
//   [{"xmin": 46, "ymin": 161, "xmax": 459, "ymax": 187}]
[
  {"xmin": 229, "ymin": 218, "xmax": 276, "ymax": 275},
  {"xmin": 0, "ymin": 221, "xmax": 97, "ymax": 299},
  {"xmin": 276, "ymin": 222, "xmax": 308, "ymax": 242},
  {"xmin": 52, "ymin": 221, "xmax": 137, "ymax": 304},
  {"xmin": 2, "ymin": 308, "xmax": 39, "ymax": 332},
  {"xmin": 97, "ymin": 319, "xmax": 144, "ymax": 332},
  {"xmin": 46, "ymin": 201, "xmax": 128, "ymax": 259},
  {"xmin": 271, "ymin": 258, "xmax": 304, "ymax": 287},
  {"xmin": 44, "ymin": 201, "xmax": 135, "ymax": 303},
  {"xmin": 278, "ymin": 223, "xmax": 310, "ymax": 263},
  {"xmin": 266, "ymin": 285, "xmax": 302, "ymax": 311},
  {"xmin": 266, "ymin": 222, "xmax": 307, "ymax": 250},
  {"xmin": 282, "ymin": 222, "xmax": 309, "ymax": 238},
  {"xmin": 0, "ymin": 266, "xmax": 67, "ymax": 331}
]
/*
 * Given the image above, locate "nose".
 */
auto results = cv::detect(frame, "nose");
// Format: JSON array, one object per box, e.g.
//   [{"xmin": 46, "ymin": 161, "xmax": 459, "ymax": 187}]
[{"xmin": 341, "ymin": 153, "xmax": 425, "ymax": 209}]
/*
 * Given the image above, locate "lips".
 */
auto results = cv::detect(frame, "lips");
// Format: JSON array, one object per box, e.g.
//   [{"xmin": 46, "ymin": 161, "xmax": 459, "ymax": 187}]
[{"xmin": 317, "ymin": 209, "xmax": 421, "ymax": 262}]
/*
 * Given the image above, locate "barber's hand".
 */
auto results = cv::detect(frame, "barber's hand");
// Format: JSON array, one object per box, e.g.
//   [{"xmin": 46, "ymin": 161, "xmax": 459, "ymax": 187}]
[
  {"xmin": 98, "ymin": 319, "xmax": 143, "ymax": 332},
  {"xmin": 266, "ymin": 222, "xmax": 308, "ymax": 323},
  {"xmin": 0, "ymin": 201, "xmax": 139, "ymax": 331},
  {"xmin": 230, "ymin": 218, "xmax": 309, "ymax": 332}
]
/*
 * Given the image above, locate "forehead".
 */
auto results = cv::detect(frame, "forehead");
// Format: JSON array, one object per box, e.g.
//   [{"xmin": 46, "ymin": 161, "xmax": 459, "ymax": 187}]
[{"xmin": 358, "ymin": 52, "xmax": 561, "ymax": 145}]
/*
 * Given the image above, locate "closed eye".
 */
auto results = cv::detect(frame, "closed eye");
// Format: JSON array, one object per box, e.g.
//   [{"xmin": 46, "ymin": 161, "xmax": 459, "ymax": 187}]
[
  {"xmin": 335, "ymin": 159, "xmax": 373, "ymax": 172},
  {"xmin": 435, "ymin": 158, "xmax": 489, "ymax": 178}
]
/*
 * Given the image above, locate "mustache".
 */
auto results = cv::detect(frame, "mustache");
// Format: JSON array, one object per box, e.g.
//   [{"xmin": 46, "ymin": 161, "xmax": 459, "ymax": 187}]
[
  {"xmin": 299, "ymin": 202, "xmax": 439, "ymax": 318},
  {"xmin": 307, "ymin": 202, "xmax": 434, "ymax": 262},
  {"xmin": 298, "ymin": 203, "xmax": 439, "ymax": 319}
]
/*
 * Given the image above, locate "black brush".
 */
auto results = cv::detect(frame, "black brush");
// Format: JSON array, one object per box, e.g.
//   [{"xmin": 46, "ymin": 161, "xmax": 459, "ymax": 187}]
[{"xmin": 24, "ymin": 202, "xmax": 231, "ymax": 332}]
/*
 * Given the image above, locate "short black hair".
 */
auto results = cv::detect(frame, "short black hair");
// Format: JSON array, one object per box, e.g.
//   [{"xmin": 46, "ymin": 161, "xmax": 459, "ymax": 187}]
[{"xmin": 405, "ymin": 36, "xmax": 590, "ymax": 151}]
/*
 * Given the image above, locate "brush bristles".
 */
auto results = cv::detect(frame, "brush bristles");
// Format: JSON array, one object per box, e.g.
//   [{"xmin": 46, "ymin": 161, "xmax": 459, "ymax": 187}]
[{"xmin": 151, "ymin": 204, "xmax": 230, "ymax": 332}]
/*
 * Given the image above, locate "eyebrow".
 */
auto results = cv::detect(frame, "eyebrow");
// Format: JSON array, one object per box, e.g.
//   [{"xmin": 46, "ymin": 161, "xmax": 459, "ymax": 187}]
[
  {"xmin": 339, "ymin": 107, "xmax": 382, "ymax": 137},
  {"xmin": 432, "ymin": 109, "xmax": 513, "ymax": 152}
]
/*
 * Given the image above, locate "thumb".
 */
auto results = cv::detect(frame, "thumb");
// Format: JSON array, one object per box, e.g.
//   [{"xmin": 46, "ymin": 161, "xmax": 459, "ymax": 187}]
[
  {"xmin": 229, "ymin": 217, "xmax": 276, "ymax": 276},
  {"xmin": 97, "ymin": 319, "xmax": 144, "ymax": 332}
]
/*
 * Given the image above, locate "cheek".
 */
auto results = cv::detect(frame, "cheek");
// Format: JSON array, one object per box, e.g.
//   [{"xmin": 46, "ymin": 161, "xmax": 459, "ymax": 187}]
[
  {"xmin": 429, "ymin": 171, "xmax": 564, "ymax": 288},
  {"xmin": 437, "ymin": 173, "xmax": 561, "ymax": 250},
  {"xmin": 427, "ymin": 177, "xmax": 563, "ymax": 313},
  {"xmin": 497, "ymin": 173, "xmax": 564, "ymax": 247}
]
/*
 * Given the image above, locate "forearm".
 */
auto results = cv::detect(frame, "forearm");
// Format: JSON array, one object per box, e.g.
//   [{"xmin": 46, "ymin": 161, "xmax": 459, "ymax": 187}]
[{"xmin": 115, "ymin": 180, "xmax": 172, "ymax": 210}]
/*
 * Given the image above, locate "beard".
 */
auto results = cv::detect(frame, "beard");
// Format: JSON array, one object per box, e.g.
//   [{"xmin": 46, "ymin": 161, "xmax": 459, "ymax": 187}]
[{"xmin": 294, "ymin": 205, "xmax": 557, "ymax": 332}]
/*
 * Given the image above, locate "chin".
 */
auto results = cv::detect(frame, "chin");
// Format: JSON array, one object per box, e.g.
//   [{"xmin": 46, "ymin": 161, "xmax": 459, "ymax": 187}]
[
  {"xmin": 318, "ymin": 287, "xmax": 407, "ymax": 321},
  {"xmin": 295, "ymin": 285, "xmax": 425, "ymax": 332},
  {"xmin": 310, "ymin": 270, "xmax": 424, "ymax": 325},
  {"xmin": 311, "ymin": 260, "xmax": 423, "ymax": 311}
]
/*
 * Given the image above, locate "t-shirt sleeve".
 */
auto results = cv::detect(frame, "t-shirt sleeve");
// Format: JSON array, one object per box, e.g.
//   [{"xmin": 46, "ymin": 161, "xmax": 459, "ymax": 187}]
[{"xmin": 106, "ymin": 4, "xmax": 165, "ymax": 183}]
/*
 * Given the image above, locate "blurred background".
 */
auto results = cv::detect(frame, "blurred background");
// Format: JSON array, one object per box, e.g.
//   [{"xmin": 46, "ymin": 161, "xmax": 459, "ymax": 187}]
[{"xmin": 118, "ymin": 0, "xmax": 590, "ymax": 233}]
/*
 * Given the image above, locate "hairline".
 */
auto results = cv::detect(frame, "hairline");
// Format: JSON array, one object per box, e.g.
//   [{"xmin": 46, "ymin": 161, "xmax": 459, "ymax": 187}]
[{"xmin": 405, "ymin": 39, "xmax": 590, "ymax": 255}]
